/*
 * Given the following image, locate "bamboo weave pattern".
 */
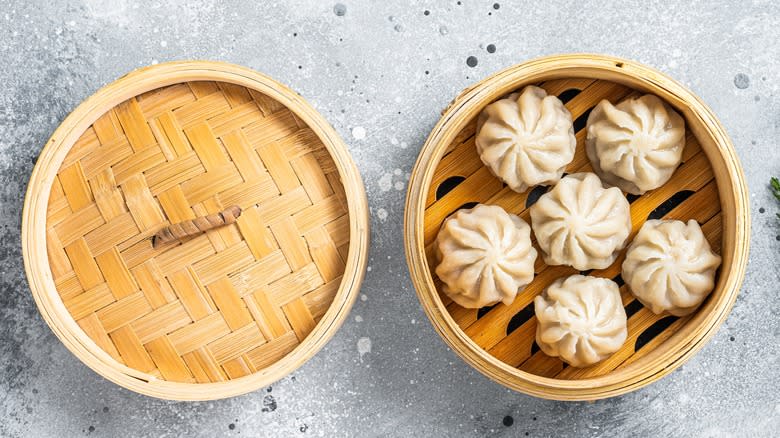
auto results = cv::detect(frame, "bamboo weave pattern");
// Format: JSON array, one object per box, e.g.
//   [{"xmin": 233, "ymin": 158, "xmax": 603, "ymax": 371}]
[{"xmin": 46, "ymin": 81, "xmax": 350, "ymax": 383}]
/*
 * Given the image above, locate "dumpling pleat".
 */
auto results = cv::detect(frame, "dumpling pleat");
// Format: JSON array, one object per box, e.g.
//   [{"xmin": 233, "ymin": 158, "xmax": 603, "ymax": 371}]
[
  {"xmin": 580, "ymin": 338, "xmax": 604, "ymax": 366},
  {"xmin": 600, "ymin": 101, "xmax": 640, "ymax": 132},
  {"xmin": 479, "ymin": 136, "xmax": 515, "ymax": 164},
  {"xmin": 575, "ymin": 233, "xmax": 614, "ymax": 259},
  {"xmin": 629, "ymin": 96, "xmax": 655, "ymax": 131},
  {"xmin": 447, "ymin": 223, "xmax": 491, "ymax": 250},
  {"xmin": 591, "ymin": 122, "xmax": 632, "ymax": 145},
  {"xmin": 517, "ymin": 87, "xmax": 543, "ymax": 133},
  {"xmin": 539, "ymin": 325, "xmax": 568, "ymax": 344},
  {"xmin": 646, "ymin": 148, "xmax": 683, "ymax": 167}
]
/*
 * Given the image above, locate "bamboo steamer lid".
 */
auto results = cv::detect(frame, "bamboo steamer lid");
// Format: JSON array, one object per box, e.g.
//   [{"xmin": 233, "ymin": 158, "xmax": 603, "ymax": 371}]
[
  {"xmin": 404, "ymin": 54, "xmax": 750, "ymax": 400},
  {"xmin": 22, "ymin": 61, "xmax": 369, "ymax": 400}
]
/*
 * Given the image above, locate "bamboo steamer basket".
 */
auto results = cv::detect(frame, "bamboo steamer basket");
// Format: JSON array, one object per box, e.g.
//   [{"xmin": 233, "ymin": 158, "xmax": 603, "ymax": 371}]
[
  {"xmin": 22, "ymin": 61, "xmax": 369, "ymax": 400},
  {"xmin": 404, "ymin": 54, "xmax": 749, "ymax": 400}
]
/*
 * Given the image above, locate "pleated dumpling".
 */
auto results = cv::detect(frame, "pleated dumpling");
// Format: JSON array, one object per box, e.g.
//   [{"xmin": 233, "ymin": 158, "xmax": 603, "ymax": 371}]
[
  {"xmin": 622, "ymin": 219, "xmax": 721, "ymax": 316},
  {"xmin": 529, "ymin": 173, "xmax": 631, "ymax": 271},
  {"xmin": 586, "ymin": 94, "xmax": 685, "ymax": 195},
  {"xmin": 476, "ymin": 85, "xmax": 576, "ymax": 193},
  {"xmin": 534, "ymin": 275, "xmax": 628, "ymax": 367},
  {"xmin": 435, "ymin": 204, "xmax": 537, "ymax": 309}
]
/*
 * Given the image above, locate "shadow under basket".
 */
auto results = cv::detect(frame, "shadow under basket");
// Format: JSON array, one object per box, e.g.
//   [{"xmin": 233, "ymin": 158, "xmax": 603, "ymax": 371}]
[
  {"xmin": 404, "ymin": 54, "xmax": 750, "ymax": 400},
  {"xmin": 22, "ymin": 61, "xmax": 369, "ymax": 400}
]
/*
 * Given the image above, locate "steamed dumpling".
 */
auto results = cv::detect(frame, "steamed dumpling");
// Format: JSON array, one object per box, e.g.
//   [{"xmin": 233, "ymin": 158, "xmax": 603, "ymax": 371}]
[
  {"xmin": 622, "ymin": 219, "xmax": 721, "ymax": 316},
  {"xmin": 476, "ymin": 85, "xmax": 576, "ymax": 192},
  {"xmin": 435, "ymin": 204, "xmax": 537, "ymax": 309},
  {"xmin": 586, "ymin": 94, "xmax": 685, "ymax": 195},
  {"xmin": 534, "ymin": 275, "xmax": 627, "ymax": 367},
  {"xmin": 529, "ymin": 173, "xmax": 631, "ymax": 271}
]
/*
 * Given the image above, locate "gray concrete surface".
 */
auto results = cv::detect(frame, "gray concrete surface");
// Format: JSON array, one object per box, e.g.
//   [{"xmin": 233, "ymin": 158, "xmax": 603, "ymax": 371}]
[{"xmin": 1, "ymin": 1, "xmax": 778, "ymax": 436}]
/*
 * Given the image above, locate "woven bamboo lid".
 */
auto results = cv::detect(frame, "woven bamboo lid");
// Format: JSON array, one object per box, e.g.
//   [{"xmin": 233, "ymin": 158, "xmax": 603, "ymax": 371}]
[
  {"xmin": 405, "ymin": 54, "xmax": 750, "ymax": 400},
  {"xmin": 23, "ymin": 61, "xmax": 369, "ymax": 400}
]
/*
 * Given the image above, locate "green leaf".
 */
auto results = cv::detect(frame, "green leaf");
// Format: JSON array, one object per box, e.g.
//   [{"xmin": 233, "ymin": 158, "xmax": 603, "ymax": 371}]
[{"xmin": 772, "ymin": 177, "xmax": 780, "ymax": 201}]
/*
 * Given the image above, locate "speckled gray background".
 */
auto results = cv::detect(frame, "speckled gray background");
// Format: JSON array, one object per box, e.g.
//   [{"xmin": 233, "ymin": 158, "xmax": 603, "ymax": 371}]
[{"xmin": 1, "ymin": 1, "xmax": 778, "ymax": 437}]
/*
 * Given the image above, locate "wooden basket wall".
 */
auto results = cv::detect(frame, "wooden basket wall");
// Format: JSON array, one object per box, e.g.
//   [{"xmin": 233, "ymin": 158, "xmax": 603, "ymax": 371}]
[
  {"xmin": 22, "ymin": 62, "xmax": 369, "ymax": 400},
  {"xmin": 404, "ymin": 55, "xmax": 750, "ymax": 400}
]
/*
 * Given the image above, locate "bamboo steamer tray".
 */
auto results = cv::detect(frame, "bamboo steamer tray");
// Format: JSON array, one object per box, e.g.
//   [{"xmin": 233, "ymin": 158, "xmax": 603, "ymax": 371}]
[
  {"xmin": 404, "ymin": 54, "xmax": 749, "ymax": 400},
  {"xmin": 22, "ymin": 61, "xmax": 369, "ymax": 400}
]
